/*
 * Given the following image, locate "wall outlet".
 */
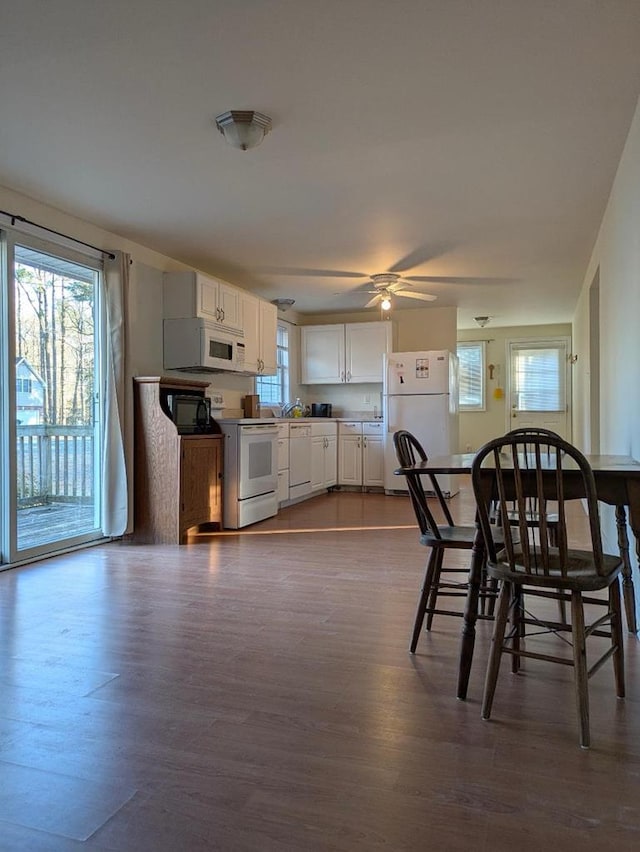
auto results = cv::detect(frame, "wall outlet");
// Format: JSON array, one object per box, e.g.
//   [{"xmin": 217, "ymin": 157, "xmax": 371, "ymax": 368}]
[{"xmin": 363, "ymin": 394, "xmax": 371, "ymax": 405}]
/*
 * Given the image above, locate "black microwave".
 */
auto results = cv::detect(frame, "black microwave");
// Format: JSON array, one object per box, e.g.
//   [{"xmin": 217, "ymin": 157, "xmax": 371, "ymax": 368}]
[{"xmin": 169, "ymin": 394, "xmax": 212, "ymax": 434}]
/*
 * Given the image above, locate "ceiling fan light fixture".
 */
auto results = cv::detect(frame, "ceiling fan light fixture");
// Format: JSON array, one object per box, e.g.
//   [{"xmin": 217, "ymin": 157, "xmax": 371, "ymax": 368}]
[
  {"xmin": 380, "ymin": 294, "xmax": 392, "ymax": 311},
  {"xmin": 215, "ymin": 110, "xmax": 272, "ymax": 150}
]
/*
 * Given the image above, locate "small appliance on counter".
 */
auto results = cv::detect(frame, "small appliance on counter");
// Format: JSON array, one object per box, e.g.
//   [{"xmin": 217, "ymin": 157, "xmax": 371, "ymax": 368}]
[
  {"xmin": 311, "ymin": 403, "xmax": 332, "ymax": 417},
  {"xmin": 167, "ymin": 393, "xmax": 214, "ymax": 434}
]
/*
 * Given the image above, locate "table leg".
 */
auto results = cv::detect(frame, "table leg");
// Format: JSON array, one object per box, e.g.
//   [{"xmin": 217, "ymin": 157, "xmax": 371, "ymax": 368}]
[
  {"xmin": 457, "ymin": 531, "xmax": 485, "ymax": 700},
  {"xmin": 615, "ymin": 504, "xmax": 638, "ymax": 634}
]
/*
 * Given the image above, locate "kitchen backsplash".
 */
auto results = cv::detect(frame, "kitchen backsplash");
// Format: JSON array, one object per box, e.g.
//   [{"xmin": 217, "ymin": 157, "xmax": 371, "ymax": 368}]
[{"xmin": 296, "ymin": 382, "xmax": 383, "ymax": 419}]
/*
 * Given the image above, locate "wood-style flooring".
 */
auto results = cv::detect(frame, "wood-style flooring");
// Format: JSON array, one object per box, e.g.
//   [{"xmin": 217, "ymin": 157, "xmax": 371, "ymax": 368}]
[{"xmin": 1, "ymin": 480, "xmax": 639, "ymax": 850}]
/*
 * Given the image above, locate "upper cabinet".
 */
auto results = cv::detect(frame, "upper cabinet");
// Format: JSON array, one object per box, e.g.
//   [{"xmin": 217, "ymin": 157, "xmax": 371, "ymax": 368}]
[
  {"xmin": 240, "ymin": 293, "xmax": 278, "ymax": 375},
  {"xmin": 163, "ymin": 271, "xmax": 243, "ymax": 334},
  {"xmin": 300, "ymin": 322, "xmax": 392, "ymax": 384}
]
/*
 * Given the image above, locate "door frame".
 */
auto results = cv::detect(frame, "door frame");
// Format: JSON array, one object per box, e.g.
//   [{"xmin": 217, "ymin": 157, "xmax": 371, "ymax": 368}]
[{"xmin": 1, "ymin": 228, "xmax": 105, "ymax": 565}]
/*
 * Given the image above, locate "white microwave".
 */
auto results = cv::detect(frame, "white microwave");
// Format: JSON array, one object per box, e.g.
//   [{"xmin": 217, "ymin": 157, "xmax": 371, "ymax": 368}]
[{"xmin": 163, "ymin": 317, "xmax": 245, "ymax": 373}]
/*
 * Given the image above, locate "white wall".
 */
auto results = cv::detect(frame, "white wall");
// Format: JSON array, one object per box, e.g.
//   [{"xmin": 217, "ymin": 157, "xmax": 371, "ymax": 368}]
[
  {"xmin": 573, "ymin": 98, "xmax": 640, "ymax": 461},
  {"xmin": 572, "ymin": 94, "xmax": 640, "ymax": 607}
]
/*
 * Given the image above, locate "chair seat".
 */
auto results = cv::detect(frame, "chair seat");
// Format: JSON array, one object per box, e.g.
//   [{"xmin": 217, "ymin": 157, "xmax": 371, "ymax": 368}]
[
  {"xmin": 420, "ymin": 525, "xmax": 477, "ymax": 548},
  {"xmin": 488, "ymin": 548, "xmax": 622, "ymax": 591}
]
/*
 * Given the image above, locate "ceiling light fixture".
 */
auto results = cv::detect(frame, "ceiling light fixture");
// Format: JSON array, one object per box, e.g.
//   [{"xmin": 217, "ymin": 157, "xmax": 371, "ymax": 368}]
[
  {"xmin": 215, "ymin": 110, "xmax": 272, "ymax": 151},
  {"xmin": 271, "ymin": 297, "xmax": 295, "ymax": 311},
  {"xmin": 380, "ymin": 294, "xmax": 392, "ymax": 311},
  {"xmin": 474, "ymin": 316, "xmax": 491, "ymax": 328}
]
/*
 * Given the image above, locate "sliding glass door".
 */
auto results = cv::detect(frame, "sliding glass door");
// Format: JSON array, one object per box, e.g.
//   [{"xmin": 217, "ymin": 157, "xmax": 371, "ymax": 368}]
[{"xmin": 1, "ymin": 233, "xmax": 103, "ymax": 564}]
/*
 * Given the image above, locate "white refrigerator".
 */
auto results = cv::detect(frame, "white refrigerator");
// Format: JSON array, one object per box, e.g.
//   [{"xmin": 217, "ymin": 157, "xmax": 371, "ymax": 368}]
[{"xmin": 383, "ymin": 349, "xmax": 459, "ymax": 496}]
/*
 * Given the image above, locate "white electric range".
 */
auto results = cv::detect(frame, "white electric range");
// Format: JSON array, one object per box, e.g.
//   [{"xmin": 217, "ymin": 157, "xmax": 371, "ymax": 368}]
[{"xmin": 217, "ymin": 418, "xmax": 279, "ymax": 529}]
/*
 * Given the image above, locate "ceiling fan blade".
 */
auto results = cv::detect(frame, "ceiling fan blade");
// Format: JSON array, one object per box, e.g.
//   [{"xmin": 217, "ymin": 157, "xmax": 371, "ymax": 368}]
[
  {"xmin": 404, "ymin": 275, "xmax": 514, "ymax": 285},
  {"xmin": 387, "ymin": 242, "xmax": 455, "ymax": 274},
  {"xmin": 394, "ymin": 289, "xmax": 437, "ymax": 302},
  {"xmin": 256, "ymin": 266, "xmax": 368, "ymax": 278},
  {"xmin": 364, "ymin": 294, "xmax": 381, "ymax": 308}
]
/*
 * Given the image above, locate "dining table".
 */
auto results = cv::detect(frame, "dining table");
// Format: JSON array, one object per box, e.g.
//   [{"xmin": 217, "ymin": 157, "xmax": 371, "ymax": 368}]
[{"xmin": 396, "ymin": 452, "xmax": 640, "ymax": 700}]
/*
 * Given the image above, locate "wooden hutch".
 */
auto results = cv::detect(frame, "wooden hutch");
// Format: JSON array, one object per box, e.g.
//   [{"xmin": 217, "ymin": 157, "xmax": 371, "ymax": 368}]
[{"xmin": 133, "ymin": 376, "xmax": 223, "ymax": 544}]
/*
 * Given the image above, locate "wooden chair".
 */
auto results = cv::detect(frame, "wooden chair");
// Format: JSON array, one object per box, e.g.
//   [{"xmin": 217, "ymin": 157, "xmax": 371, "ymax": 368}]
[
  {"xmin": 393, "ymin": 430, "xmax": 496, "ymax": 651},
  {"xmin": 500, "ymin": 428, "xmax": 561, "ymax": 545},
  {"xmin": 472, "ymin": 432, "xmax": 625, "ymax": 748}
]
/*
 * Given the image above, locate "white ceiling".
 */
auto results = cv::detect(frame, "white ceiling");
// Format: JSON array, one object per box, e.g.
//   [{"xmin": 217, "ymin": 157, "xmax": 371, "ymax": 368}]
[{"xmin": 2, "ymin": 1, "xmax": 640, "ymax": 328}]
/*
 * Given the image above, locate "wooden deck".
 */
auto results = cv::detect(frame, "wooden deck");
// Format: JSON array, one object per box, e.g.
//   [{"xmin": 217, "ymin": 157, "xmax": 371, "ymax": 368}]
[{"xmin": 17, "ymin": 501, "xmax": 98, "ymax": 550}]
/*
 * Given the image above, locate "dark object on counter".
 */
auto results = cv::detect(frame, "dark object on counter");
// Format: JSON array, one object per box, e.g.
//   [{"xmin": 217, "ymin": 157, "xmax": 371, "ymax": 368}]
[{"xmin": 311, "ymin": 403, "xmax": 332, "ymax": 417}]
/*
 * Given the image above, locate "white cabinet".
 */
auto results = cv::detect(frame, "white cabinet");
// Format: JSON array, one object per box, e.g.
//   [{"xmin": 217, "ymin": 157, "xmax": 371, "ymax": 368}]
[
  {"xmin": 240, "ymin": 293, "xmax": 278, "ymax": 375},
  {"xmin": 277, "ymin": 422, "xmax": 289, "ymax": 504},
  {"xmin": 338, "ymin": 421, "xmax": 385, "ymax": 488},
  {"xmin": 300, "ymin": 325, "xmax": 345, "ymax": 384},
  {"xmin": 345, "ymin": 323, "xmax": 392, "ymax": 383},
  {"xmin": 300, "ymin": 322, "xmax": 392, "ymax": 384},
  {"xmin": 338, "ymin": 422, "xmax": 362, "ymax": 486},
  {"xmin": 310, "ymin": 422, "xmax": 337, "ymax": 492},
  {"xmin": 362, "ymin": 422, "xmax": 385, "ymax": 487},
  {"xmin": 164, "ymin": 270, "xmax": 243, "ymax": 334}
]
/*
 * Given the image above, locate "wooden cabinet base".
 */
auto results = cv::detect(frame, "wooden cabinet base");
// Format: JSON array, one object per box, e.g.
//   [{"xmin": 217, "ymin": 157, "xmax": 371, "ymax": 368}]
[{"xmin": 133, "ymin": 377, "xmax": 223, "ymax": 545}]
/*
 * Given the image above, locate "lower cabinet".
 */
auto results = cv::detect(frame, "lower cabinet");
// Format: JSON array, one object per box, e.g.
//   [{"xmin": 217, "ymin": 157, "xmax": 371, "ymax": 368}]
[
  {"xmin": 277, "ymin": 422, "xmax": 290, "ymax": 504},
  {"xmin": 179, "ymin": 438, "xmax": 224, "ymax": 534},
  {"xmin": 338, "ymin": 421, "xmax": 385, "ymax": 489},
  {"xmin": 311, "ymin": 422, "xmax": 338, "ymax": 491}
]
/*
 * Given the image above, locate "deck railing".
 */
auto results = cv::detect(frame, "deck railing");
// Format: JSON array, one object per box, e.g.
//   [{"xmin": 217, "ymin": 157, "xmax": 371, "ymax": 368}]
[{"xmin": 16, "ymin": 425, "xmax": 95, "ymax": 506}]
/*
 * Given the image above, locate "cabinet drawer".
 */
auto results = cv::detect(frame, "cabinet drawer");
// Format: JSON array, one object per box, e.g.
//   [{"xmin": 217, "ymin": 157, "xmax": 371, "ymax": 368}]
[
  {"xmin": 363, "ymin": 422, "xmax": 384, "ymax": 436},
  {"xmin": 339, "ymin": 421, "xmax": 362, "ymax": 435},
  {"xmin": 311, "ymin": 421, "xmax": 337, "ymax": 437}
]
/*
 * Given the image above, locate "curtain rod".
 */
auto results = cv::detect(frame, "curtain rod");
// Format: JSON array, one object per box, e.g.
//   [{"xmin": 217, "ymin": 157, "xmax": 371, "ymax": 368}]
[{"xmin": 0, "ymin": 209, "xmax": 116, "ymax": 260}]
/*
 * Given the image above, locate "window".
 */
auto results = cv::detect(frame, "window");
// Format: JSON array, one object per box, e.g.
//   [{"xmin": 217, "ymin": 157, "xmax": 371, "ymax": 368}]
[
  {"xmin": 510, "ymin": 343, "xmax": 565, "ymax": 411},
  {"xmin": 16, "ymin": 378, "xmax": 33, "ymax": 393},
  {"xmin": 256, "ymin": 322, "xmax": 289, "ymax": 405},
  {"xmin": 457, "ymin": 341, "xmax": 486, "ymax": 411}
]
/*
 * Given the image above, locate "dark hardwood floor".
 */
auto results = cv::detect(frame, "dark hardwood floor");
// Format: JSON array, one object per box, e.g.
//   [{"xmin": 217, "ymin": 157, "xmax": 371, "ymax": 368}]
[{"xmin": 1, "ymin": 481, "xmax": 639, "ymax": 850}]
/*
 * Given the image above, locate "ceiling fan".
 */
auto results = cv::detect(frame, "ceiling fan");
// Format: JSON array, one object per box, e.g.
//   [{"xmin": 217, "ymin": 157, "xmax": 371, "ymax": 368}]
[{"xmin": 362, "ymin": 273, "xmax": 437, "ymax": 310}]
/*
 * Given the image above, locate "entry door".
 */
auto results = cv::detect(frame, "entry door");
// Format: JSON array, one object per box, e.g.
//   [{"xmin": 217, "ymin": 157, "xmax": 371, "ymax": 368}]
[
  {"xmin": 507, "ymin": 338, "xmax": 571, "ymax": 438},
  {"xmin": 1, "ymin": 235, "xmax": 103, "ymax": 564}
]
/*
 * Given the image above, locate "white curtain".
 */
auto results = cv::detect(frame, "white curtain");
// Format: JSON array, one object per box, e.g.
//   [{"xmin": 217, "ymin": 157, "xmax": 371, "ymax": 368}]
[{"xmin": 102, "ymin": 251, "xmax": 130, "ymax": 536}]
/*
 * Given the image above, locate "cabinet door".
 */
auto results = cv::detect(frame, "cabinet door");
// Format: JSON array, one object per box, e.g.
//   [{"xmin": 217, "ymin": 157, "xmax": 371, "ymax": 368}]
[
  {"xmin": 196, "ymin": 275, "xmax": 221, "ymax": 322},
  {"xmin": 311, "ymin": 436, "xmax": 326, "ymax": 490},
  {"xmin": 240, "ymin": 293, "xmax": 261, "ymax": 373},
  {"xmin": 338, "ymin": 435, "xmax": 362, "ymax": 485},
  {"xmin": 363, "ymin": 435, "xmax": 384, "ymax": 487},
  {"xmin": 345, "ymin": 322, "xmax": 392, "ymax": 383},
  {"xmin": 259, "ymin": 300, "xmax": 278, "ymax": 374},
  {"xmin": 179, "ymin": 439, "xmax": 222, "ymax": 528},
  {"xmin": 217, "ymin": 280, "xmax": 243, "ymax": 333},
  {"xmin": 300, "ymin": 325, "xmax": 345, "ymax": 384},
  {"xmin": 324, "ymin": 435, "xmax": 338, "ymax": 487}
]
